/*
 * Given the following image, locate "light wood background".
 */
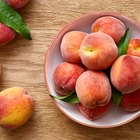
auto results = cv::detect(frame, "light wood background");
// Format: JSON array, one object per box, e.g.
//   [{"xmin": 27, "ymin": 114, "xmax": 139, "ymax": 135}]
[{"xmin": 0, "ymin": 0, "xmax": 140, "ymax": 139}]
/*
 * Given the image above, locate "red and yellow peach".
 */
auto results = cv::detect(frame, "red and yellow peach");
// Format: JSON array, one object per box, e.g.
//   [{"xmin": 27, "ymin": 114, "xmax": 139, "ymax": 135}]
[
  {"xmin": 76, "ymin": 70, "xmax": 111, "ymax": 108},
  {"xmin": 111, "ymin": 55, "xmax": 140, "ymax": 94},
  {"xmin": 61, "ymin": 31, "xmax": 87, "ymax": 63},
  {"xmin": 78, "ymin": 101, "xmax": 111, "ymax": 120},
  {"xmin": 91, "ymin": 16, "xmax": 126, "ymax": 43},
  {"xmin": 120, "ymin": 89, "xmax": 140, "ymax": 112},
  {"xmin": 53, "ymin": 62, "xmax": 84, "ymax": 95},
  {"xmin": 0, "ymin": 87, "xmax": 34, "ymax": 129},
  {"xmin": 79, "ymin": 32, "xmax": 118, "ymax": 70},
  {"xmin": 127, "ymin": 38, "xmax": 140, "ymax": 57}
]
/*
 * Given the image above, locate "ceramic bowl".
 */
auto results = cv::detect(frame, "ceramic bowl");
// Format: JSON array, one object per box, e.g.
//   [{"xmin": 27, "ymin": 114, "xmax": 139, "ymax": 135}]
[{"xmin": 44, "ymin": 12, "xmax": 140, "ymax": 128}]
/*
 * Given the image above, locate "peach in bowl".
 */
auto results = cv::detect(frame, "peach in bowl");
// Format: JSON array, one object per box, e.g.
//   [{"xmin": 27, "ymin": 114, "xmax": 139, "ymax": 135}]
[{"xmin": 44, "ymin": 12, "xmax": 140, "ymax": 128}]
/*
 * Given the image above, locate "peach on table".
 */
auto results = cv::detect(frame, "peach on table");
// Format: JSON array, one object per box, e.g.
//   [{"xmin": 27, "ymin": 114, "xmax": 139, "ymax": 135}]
[
  {"xmin": 0, "ymin": 23, "xmax": 15, "ymax": 46},
  {"xmin": 0, "ymin": 87, "xmax": 34, "ymax": 129}
]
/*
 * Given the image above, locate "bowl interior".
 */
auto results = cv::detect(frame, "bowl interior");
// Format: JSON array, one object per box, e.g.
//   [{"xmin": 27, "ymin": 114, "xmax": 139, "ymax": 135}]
[{"xmin": 45, "ymin": 12, "xmax": 140, "ymax": 128}]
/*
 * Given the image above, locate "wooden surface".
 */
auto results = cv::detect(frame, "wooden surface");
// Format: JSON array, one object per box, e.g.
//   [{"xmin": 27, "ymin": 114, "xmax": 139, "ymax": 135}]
[{"xmin": 1, "ymin": 0, "xmax": 140, "ymax": 139}]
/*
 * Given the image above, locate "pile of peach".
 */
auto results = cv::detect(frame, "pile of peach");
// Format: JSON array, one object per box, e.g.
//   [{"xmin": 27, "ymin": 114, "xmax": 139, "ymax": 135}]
[
  {"xmin": 0, "ymin": 0, "xmax": 30, "ymax": 46},
  {"xmin": 53, "ymin": 16, "xmax": 140, "ymax": 120}
]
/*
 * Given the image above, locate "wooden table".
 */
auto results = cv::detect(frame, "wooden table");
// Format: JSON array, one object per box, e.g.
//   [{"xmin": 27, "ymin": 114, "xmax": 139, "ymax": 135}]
[{"xmin": 0, "ymin": 0, "xmax": 140, "ymax": 139}]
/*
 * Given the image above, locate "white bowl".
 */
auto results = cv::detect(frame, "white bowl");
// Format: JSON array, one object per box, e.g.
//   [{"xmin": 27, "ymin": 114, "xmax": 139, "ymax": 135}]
[{"xmin": 44, "ymin": 12, "xmax": 140, "ymax": 128}]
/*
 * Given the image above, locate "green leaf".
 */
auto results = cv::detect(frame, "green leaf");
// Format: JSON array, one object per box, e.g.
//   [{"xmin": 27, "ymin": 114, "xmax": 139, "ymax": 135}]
[
  {"xmin": 112, "ymin": 86, "xmax": 122, "ymax": 107},
  {"xmin": 117, "ymin": 29, "xmax": 130, "ymax": 56},
  {"xmin": 50, "ymin": 91, "xmax": 80, "ymax": 104},
  {"xmin": 0, "ymin": 0, "xmax": 31, "ymax": 40}
]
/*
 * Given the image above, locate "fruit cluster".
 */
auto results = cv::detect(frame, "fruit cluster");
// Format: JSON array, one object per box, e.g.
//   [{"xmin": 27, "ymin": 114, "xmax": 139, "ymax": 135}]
[
  {"xmin": 53, "ymin": 16, "xmax": 140, "ymax": 120},
  {"xmin": 0, "ymin": 0, "xmax": 30, "ymax": 46}
]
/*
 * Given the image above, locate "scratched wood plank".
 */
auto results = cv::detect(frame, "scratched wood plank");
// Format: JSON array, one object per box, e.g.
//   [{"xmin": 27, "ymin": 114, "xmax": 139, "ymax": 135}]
[{"xmin": 0, "ymin": 0, "xmax": 140, "ymax": 140}]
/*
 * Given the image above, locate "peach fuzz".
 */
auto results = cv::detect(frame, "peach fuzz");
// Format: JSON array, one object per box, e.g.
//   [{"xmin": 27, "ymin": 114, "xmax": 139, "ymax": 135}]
[
  {"xmin": 53, "ymin": 62, "xmax": 84, "ymax": 96},
  {"xmin": 0, "ymin": 23, "xmax": 15, "ymax": 46},
  {"xmin": 4, "ymin": 0, "xmax": 30, "ymax": 9},
  {"xmin": 78, "ymin": 101, "xmax": 111, "ymax": 120},
  {"xmin": 120, "ymin": 89, "xmax": 140, "ymax": 112},
  {"xmin": 111, "ymin": 55, "xmax": 140, "ymax": 94},
  {"xmin": 127, "ymin": 38, "xmax": 140, "ymax": 57},
  {"xmin": 76, "ymin": 70, "xmax": 111, "ymax": 108},
  {"xmin": 91, "ymin": 16, "xmax": 126, "ymax": 43},
  {"xmin": 0, "ymin": 87, "xmax": 34, "ymax": 129},
  {"xmin": 61, "ymin": 31, "xmax": 87, "ymax": 63},
  {"xmin": 79, "ymin": 32, "xmax": 118, "ymax": 70}
]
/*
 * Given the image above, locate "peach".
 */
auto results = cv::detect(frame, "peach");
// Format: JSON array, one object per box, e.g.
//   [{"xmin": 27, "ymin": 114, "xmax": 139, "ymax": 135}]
[
  {"xmin": 78, "ymin": 101, "xmax": 111, "ymax": 120},
  {"xmin": 111, "ymin": 55, "xmax": 140, "ymax": 94},
  {"xmin": 0, "ymin": 87, "xmax": 34, "ymax": 129},
  {"xmin": 120, "ymin": 89, "xmax": 140, "ymax": 112},
  {"xmin": 61, "ymin": 31, "xmax": 87, "ymax": 63},
  {"xmin": 53, "ymin": 62, "xmax": 84, "ymax": 96},
  {"xmin": 76, "ymin": 70, "xmax": 111, "ymax": 108},
  {"xmin": 127, "ymin": 38, "xmax": 140, "ymax": 57},
  {"xmin": 91, "ymin": 16, "xmax": 126, "ymax": 43},
  {"xmin": 4, "ymin": 0, "xmax": 30, "ymax": 9},
  {"xmin": 79, "ymin": 32, "xmax": 118, "ymax": 70},
  {"xmin": 0, "ymin": 23, "xmax": 16, "ymax": 46}
]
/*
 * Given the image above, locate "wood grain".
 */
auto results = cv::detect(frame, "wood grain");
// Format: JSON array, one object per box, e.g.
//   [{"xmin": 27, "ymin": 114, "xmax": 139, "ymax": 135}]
[{"xmin": 0, "ymin": 0, "xmax": 140, "ymax": 139}]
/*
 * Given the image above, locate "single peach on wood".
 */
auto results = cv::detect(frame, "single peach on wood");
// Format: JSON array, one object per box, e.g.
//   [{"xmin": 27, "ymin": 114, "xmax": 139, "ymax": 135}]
[
  {"xmin": 0, "ymin": 23, "xmax": 15, "ymax": 46},
  {"xmin": 78, "ymin": 101, "xmax": 111, "ymax": 120},
  {"xmin": 76, "ymin": 70, "xmax": 111, "ymax": 108},
  {"xmin": 120, "ymin": 88, "xmax": 140, "ymax": 112},
  {"xmin": 0, "ymin": 87, "xmax": 34, "ymax": 129},
  {"xmin": 91, "ymin": 16, "xmax": 126, "ymax": 43},
  {"xmin": 61, "ymin": 31, "xmax": 87, "ymax": 63},
  {"xmin": 53, "ymin": 62, "xmax": 84, "ymax": 96},
  {"xmin": 4, "ymin": 0, "xmax": 30, "ymax": 9},
  {"xmin": 127, "ymin": 38, "xmax": 140, "ymax": 57},
  {"xmin": 111, "ymin": 55, "xmax": 140, "ymax": 94},
  {"xmin": 79, "ymin": 32, "xmax": 118, "ymax": 70}
]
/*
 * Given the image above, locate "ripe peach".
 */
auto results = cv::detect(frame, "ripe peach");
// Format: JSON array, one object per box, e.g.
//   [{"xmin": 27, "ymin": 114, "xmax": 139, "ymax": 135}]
[
  {"xmin": 76, "ymin": 70, "xmax": 111, "ymax": 108},
  {"xmin": 79, "ymin": 32, "xmax": 118, "ymax": 70},
  {"xmin": 120, "ymin": 89, "xmax": 140, "ymax": 112},
  {"xmin": 0, "ymin": 23, "xmax": 15, "ymax": 46},
  {"xmin": 4, "ymin": 0, "xmax": 30, "ymax": 9},
  {"xmin": 127, "ymin": 38, "xmax": 140, "ymax": 57},
  {"xmin": 91, "ymin": 16, "xmax": 126, "ymax": 43},
  {"xmin": 111, "ymin": 55, "xmax": 140, "ymax": 94},
  {"xmin": 0, "ymin": 87, "xmax": 34, "ymax": 129},
  {"xmin": 53, "ymin": 62, "xmax": 84, "ymax": 96},
  {"xmin": 61, "ymin": 31, "xmax": 87, "ymax": 63},
  {"xmin": 78, "ymin": 101, "xmax": 111, "ymax": 120}
]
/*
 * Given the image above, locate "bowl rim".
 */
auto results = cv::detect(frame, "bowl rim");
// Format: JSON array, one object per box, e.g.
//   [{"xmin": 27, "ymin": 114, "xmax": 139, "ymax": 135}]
[{"xmin": 44, "ymin": 11, "xmax": 140, "ymax": 128}]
